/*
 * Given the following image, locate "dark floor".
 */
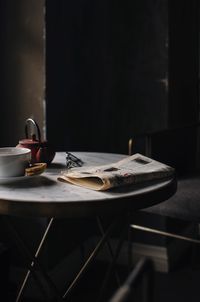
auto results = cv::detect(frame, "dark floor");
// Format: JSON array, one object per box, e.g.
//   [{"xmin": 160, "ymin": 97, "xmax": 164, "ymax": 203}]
[
  {"xmin": 71, "ymin": 241, "xmax": 200, "ymax": 302},
  {"xmin": 69, "ymin": 258, "xmax": 200, "ymax": 302},
  {"xmin": 5, "ymin": 246, "xmax": 200, "ymax": 302}
]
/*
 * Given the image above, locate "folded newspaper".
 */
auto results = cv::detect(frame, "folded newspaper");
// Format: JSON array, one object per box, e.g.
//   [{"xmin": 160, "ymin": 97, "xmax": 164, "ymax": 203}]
[{"xmin": 58, "ymin": 153, "xmax": 175, "ymax": 191}]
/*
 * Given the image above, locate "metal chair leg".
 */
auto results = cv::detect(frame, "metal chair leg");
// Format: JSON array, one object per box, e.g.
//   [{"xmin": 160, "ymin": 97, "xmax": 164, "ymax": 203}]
[{"xmin": 109, "ymin": 257, "xmax": 154, "ymax": 302}]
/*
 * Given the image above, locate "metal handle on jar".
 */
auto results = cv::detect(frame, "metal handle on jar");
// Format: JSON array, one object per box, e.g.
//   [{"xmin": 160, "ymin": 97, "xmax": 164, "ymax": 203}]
[{"xmin": 25, "ymin": 118, "xmax": 41, "ymax": 142}]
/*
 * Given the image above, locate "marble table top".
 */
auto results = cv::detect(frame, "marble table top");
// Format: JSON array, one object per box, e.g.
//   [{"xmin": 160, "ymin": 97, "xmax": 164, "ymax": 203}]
[{"xmin": 0, "ymin": 152, "xmax": 176, "ymax": 218}]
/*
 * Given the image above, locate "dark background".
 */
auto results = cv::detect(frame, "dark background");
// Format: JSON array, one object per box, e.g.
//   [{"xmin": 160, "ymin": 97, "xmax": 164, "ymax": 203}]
[
  {"xmin": 46, "ymin": 0, "xmax": 199, "ymax": 175},
  {"xmin": 0, "ymin": 2, "xmax": 199, "ymax": 299}
]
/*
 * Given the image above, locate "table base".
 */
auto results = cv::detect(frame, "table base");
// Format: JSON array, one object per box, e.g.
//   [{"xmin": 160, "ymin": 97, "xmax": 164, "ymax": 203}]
[{"xmin": 3, "ymin": 214, "xmax": 132, "ymax": 302}]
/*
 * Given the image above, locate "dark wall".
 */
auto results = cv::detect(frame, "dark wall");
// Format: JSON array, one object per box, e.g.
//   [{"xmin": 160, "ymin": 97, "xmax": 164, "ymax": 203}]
[
  {"xmin": 0, "ymin": 0, "xmax": 45, "ymax": 147},
  {"xmin": 46, "ymin": 0, "xmax": 168, "ymax": 154},
  {"xmin": 46, "ymin": 0, "xmax": 199, "ymax": 174},
  {"xmin": 169, "ymin": 1, "xmax": 199, "ymax": 127},
  {"xmin": 151, "ymin": 1, "xmax": 199, "ymax": 174}
]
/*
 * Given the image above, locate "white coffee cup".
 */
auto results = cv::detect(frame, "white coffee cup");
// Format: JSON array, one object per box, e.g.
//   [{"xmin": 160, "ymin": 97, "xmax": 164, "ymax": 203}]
[{"xmin": 0, "ymin": 147, "xmax": 31, "ymax": 177}]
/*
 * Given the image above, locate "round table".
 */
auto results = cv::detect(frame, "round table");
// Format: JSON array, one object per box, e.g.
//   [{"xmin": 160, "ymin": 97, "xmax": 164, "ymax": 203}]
[
  {"xmin": 0, "ymin": 152, "xmax": 177, "ymax": 218},
  {"xmin": 0, "ymin": 152, "xmax": 176, "ymax": 301}
]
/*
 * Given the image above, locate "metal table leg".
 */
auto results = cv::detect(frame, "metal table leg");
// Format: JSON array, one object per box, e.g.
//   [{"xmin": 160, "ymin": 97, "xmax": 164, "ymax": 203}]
[
  {"xmin": 96, "ymin": 217, "xmax": 129, "ymax": 302},
  {"xmin": 62, "ymin": 215, "xmax": 124, "ymax": 299},
  {"xmin": 62, "ymin": 214, "xmax": 130, "ymax": 301},
  {"xmin": 2, "ymin": 216, "xmax": 63, "ymax": 302},
  {"xmin": 96, "ymin": 216, "xmax": 121, "ymax": 286},
  {"xmin": 127, "ymin": 212, "xmax": 133, "ymax": 272},
  {"xmin": 3, "ymin": 213, "xmax": 131, "ymax": 301}
]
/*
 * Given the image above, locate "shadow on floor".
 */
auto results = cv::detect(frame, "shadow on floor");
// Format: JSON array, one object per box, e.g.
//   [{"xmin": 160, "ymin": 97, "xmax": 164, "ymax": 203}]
[{"xmin": 7, "ymin": 246, "xmax": 200, "ymax": 302}]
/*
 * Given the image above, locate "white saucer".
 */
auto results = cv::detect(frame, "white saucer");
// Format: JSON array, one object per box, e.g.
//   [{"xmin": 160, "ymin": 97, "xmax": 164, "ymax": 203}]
[{"xmin": 0, "ymin": 175, "xmax": 32, "ymax": 184}]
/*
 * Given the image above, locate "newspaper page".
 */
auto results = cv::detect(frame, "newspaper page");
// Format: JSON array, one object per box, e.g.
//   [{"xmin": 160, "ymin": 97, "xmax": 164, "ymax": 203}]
[{"xmin": 58, "ymin": 153, "xmax": 175, "ymax": 191}]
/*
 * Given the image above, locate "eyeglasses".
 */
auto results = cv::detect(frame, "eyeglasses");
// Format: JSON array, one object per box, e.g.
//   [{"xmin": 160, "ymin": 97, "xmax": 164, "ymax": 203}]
[{"xmin": 66, "ymin": 152, "xmax": 84, "ymax": 169}]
